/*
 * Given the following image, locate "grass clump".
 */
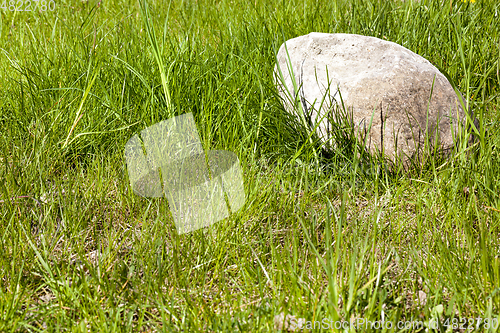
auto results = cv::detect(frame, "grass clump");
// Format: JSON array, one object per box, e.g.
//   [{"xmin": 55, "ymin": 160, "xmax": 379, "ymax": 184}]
[{"xmin": 0, "ymin": 0, "xmax": 500, "ymax": 331}]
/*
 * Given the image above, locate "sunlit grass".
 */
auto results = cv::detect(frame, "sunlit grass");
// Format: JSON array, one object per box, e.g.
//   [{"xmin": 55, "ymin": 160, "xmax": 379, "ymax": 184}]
[{"xmin": 0, "ymin": 0, "xmax": 499, "ymax": 331}]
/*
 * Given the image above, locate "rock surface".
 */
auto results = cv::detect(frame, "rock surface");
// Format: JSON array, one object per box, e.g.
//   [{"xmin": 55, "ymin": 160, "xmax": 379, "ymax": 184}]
[{"xmin": 275, "ymin": 32, "xmax": 469, "ymax": 162}]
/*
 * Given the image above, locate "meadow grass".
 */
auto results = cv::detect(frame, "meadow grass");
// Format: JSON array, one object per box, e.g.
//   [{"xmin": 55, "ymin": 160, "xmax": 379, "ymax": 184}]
[{"xmin": 1, "ymin": 0, "xmax": 500, "ymax": 331}]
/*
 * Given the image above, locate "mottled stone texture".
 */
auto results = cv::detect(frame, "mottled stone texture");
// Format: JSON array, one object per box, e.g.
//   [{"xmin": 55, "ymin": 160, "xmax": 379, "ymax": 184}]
[{"xmin": 275, "ymin": 32, "xmax": 469, "ymax": 162}]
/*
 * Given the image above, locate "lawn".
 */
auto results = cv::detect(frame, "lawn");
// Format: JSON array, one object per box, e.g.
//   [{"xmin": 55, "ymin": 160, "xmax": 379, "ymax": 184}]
[{"xmin": 1, "ymin": 0, "xmax": 500, "ymax": 331}]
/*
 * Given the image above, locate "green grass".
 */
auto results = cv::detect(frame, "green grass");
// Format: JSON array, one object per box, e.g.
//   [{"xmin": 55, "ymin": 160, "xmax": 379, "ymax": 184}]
[{"xmin": 1, "ymin": 0, "xmax": 500, "ymax": 331}]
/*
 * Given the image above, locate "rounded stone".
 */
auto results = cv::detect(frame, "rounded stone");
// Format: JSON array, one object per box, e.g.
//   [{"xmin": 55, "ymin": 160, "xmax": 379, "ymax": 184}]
[{"xmin": 274, "ymin": 32, "xmax": 472, "ymax": 163}]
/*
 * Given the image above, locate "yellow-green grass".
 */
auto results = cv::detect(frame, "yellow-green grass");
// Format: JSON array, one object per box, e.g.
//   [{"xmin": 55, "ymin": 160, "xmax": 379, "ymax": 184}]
[{"xmin": 0, "ymin": 0, "xmax": 499, "ymax": 331}]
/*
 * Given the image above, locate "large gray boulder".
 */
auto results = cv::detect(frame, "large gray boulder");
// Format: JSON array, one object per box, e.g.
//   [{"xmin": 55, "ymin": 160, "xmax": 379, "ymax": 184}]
[{"xmin": 274, "ymin": 32, "xmax": 469, "ymax": 163}]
